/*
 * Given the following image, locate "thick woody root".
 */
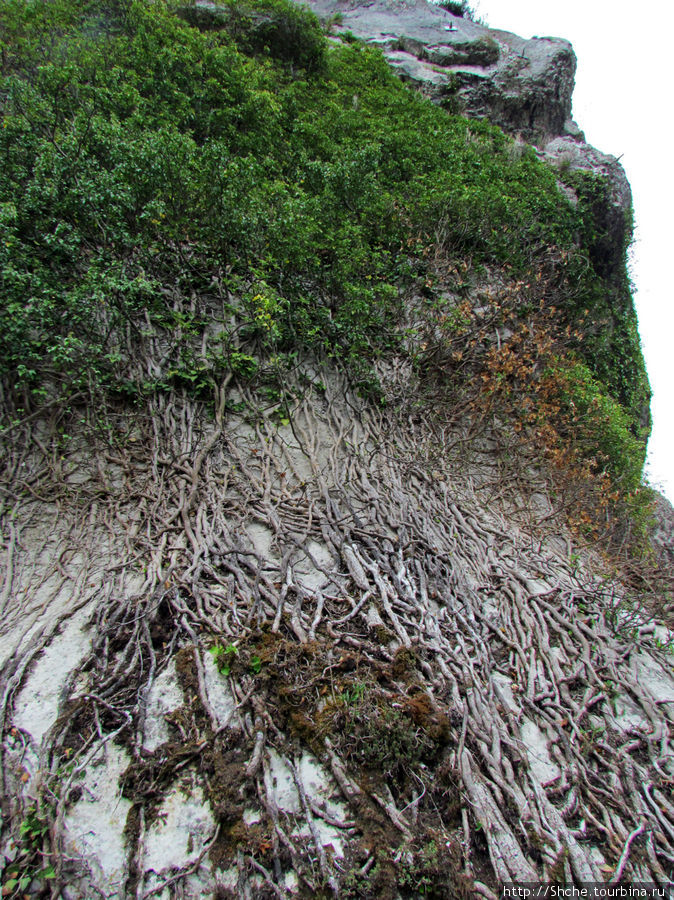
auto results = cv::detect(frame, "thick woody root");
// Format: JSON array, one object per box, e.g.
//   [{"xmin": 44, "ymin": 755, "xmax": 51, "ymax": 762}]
[{"xmin": 0, "ymin": 365, "xmax": 672, "ymax": 898}]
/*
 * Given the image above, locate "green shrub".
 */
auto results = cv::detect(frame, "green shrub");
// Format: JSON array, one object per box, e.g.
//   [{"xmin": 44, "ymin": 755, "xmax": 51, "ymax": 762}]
[
  {"xmin": 436, "ymin": 0, "xmax": 467, "ymax": 17},
  {"xmin": 178, "ymin": 0, "xmax": 327, "ymax": 72},
  {"xmin": 0, "ymin": 0, "xmax": 647, "ymax": 479},
  {"xmin": 543, "ymin": 357, "xmax": 645, "ymax": 491},
  {"xmin": 435, "ymin": 0, "xmax": 483, "ymax": 22}
]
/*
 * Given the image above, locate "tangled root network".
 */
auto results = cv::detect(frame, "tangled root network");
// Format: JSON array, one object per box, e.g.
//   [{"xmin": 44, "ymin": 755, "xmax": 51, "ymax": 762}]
[{"xmin": 1, "ymin": 362, "xmax": 673, "ymax": 899}]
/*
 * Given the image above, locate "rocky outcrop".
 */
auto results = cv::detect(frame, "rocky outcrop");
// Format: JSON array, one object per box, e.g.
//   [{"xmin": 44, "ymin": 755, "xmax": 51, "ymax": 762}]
[
  {"xmin": 304, "ymin": 0, "xmax": 578, "ymax": 144},
  {"xmin": 544, "ymin": 136, "xmax": 633, "ymax": 283},
  {"xmin": 651, "ymin": 491, "xmax": 674, "ymax": 569},
  {"xmin": 189, "ymin": 0, "xmax": 633, "ymax": 278},
  {"xmin": 291, "ymin": 0, "xmax": 643, "ymax": 419},
  {"xmin": 300, "ymin": 0, "xmax": 632, "ymax": 263}
]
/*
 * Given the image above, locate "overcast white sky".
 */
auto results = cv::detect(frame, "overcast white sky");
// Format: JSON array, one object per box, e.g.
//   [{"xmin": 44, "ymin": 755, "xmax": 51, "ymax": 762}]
[{"xmin": 471, "ymin": 0, "xmax": 674, "ymax": 503}]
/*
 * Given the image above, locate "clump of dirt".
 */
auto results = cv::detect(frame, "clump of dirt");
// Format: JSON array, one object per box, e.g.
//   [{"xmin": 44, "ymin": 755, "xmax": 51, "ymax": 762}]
[
  {"xmin": 391, "ymin": 646, "xmax": 418, "ymax": 679},
  {"xmin": 121, "ymin": 740, "xmax": 205, "ymax": 812},
  {"xmin": 122, "ymin": 804, "xmax": 143, "ymax": 898},
  {"xmin": 316, "ymin": 681, "xmax": 454, "ymax": 783},
  {"xmin": 205, "ymin": 741, "xmax": 250, "ymax": 825},
  {"xmin": 174, "ymin": 645, "xmax": 202, "ymax": 704},
  {"xmin": 53, "ymin": 696, "xmax": 99, "ymax": 758},
  {"xmin": 336, "ymin": 833, "xmax": 470, "ymax": 900}
]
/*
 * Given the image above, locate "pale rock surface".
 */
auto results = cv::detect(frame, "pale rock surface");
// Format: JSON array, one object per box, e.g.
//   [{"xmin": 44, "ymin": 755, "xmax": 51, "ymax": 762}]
[
  {"xmin": 650, "ymin": 491, "xmax": 674, "ymax": 572},
  {"xmin": 13, "ymin": 604, "xmax": 93, "ymax": 749},
  {"xmin": 264, "ymin": 748, "xmax": 349, "ymax": 856},
  {"xmin": 142, "ymin": 658, "xmax": 184, "ymax": 752},
  {"xmin": 202, "ymin": 649, "xmax": 238, "ymax": 728},
  {"xmin": 64, "ymin": 744, "xmax": 133, "ymax": 898},
  {"xmin": 520, "ymin": 718, "xmax": 561, "ymax": 786},
  {"xmin": 142, "ymin": 780, "xmax": 215, "ymax": 876},
  {"xmin": 293, "ymin": 539, "xmax": 334, "ymax": 592}
]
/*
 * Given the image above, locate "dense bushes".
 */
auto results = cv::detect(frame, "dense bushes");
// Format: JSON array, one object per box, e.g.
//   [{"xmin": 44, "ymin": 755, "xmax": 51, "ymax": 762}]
[
  {"xmin": 0, "ymin": 0, "xmax": 648, "ymax": 490},
  {"xmin": 178, "ymin": 0, "xmax": 327, "ymax": 71}
]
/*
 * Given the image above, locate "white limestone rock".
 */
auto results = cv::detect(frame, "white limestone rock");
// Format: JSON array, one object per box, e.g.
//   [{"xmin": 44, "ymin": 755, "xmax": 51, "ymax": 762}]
[{"xmin": 64, "ymin": 744, "xmax": 133, "ymax": 899}]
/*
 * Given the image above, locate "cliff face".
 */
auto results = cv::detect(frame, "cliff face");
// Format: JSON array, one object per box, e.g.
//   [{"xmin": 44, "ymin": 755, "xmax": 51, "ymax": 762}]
[
  {"xmin": 186, "ymin": 0, "xmax": 648, "ymax": 433},
  {"xmin": 0, "ymin": 2, "xmax": 671, "ymax": 898},
  {"xmin": 293, "ymin": 0, "xmax": 648, "ymax": 429},
  {"xmin": 4, "ymin": 377, "xmax": 673, "ymax": 899}
]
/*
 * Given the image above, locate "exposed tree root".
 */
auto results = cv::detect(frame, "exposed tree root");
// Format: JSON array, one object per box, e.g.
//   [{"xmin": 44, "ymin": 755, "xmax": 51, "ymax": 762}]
[{"xmin": 0, "ymin": 362, "xmax": 672, "ymax": 898}]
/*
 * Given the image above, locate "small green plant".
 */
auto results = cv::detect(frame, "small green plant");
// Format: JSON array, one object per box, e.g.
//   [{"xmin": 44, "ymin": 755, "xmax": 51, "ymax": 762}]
[
  {"xmin": 271, "ymin": 406, "xmax": 291, "ymax": 427},
  {"xmin": 249, "ymin": 654, "xmax": 263, "ymax": 675},
  {"xmin": 583, "ymin": 722, "xmax": 605, "ymax": 743},
  {"xmin": 1, "ymin": 808, "xmax": 55, "ymax": 898},
  {"xmin": 437, "ymin": 0, "xmax": 466, "ymax": 15},
  {"xmin": 654, "ymin": 634, "xmax": 674, "ymax": 654},
  {"xmin": 398, "ymin": 840, "xmax": 439, "ymax": 892},
  {"xmin": 339, "ymin": 683, "xmax": 366, "ymax": 705},
  {"xmin": 228, "ymin": 352, "xmax": 259, "ymax": 379},
  {"xmin": 210, "ymin": 642, "xmax": 238, "ymax": 676}
]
